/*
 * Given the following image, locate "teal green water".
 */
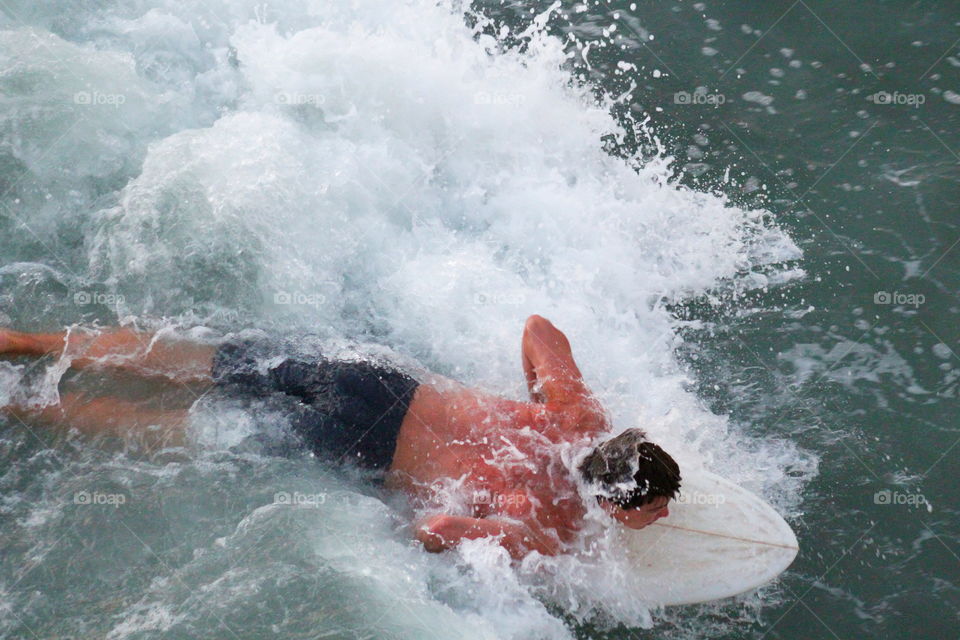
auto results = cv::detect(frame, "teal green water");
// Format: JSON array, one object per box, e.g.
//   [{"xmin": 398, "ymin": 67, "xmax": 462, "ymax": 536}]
[
  {"xmin": 0, "ymin": 1, "xmax": 956, "ymax": 638},
  {"xmin": 496, "ymin": 0, "xmax": 960, "ymax": 637}
]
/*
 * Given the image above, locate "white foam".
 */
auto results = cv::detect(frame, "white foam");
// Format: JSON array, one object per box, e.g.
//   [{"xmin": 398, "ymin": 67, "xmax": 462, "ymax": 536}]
[{"xmin": 0, "ymin": 0, "xmax": 810, "ymax": 637}]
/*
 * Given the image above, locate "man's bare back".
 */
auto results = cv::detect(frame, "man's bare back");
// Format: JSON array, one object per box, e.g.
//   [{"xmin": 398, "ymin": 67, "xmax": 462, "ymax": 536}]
[
  {"xmin": 391, "ymin": 384, "xmax": 592, "ymax": 557},
  {"xmin": 390, "ymin": 315, "xmax": 667, "ymax": 558}
]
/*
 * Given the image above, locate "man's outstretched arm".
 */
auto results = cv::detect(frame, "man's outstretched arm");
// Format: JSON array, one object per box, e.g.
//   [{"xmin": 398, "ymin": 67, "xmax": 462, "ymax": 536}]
[{"xmin": 415, "ymin": 513, "xmax": 560, "ymax": 560}]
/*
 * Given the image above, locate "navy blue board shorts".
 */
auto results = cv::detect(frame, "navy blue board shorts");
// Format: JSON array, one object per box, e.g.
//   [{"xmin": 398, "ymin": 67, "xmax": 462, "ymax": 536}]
[{"xmin": 211, "ymin": 338, "xmax": 420, "ymax": 470}]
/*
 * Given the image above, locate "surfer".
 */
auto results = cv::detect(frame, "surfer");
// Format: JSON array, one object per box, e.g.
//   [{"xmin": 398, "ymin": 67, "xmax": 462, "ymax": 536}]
[{"xmin": 0, "ymin": 314, "xmax": 680, "ymax": 559}]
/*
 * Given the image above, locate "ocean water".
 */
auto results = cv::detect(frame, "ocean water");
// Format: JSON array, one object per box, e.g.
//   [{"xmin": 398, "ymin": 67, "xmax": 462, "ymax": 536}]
[{"xmin": 0, "ymin": 1, "xmax": 955, "ymax": 638}]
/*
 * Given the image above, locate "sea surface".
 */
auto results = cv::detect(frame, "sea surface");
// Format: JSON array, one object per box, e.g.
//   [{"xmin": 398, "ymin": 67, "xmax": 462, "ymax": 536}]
[{"xmin": 0, "ymin": 1, "xmax": 957, "ymax": 638}]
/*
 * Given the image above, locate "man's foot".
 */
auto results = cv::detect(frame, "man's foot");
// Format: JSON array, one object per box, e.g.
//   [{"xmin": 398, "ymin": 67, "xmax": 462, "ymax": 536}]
[
  {"xmin": 0, "ymin": 329, "xmax": 26, "ymax": 355},
  {"xmin": 0, "ymin": 329, "xmax": 64, "ymax": 357}
]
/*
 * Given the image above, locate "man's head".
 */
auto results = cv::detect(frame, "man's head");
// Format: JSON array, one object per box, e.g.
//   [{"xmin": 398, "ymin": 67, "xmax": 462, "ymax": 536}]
[{"xmin": 578, "ymin": 428, "xmax": 681, "ymax": 530}]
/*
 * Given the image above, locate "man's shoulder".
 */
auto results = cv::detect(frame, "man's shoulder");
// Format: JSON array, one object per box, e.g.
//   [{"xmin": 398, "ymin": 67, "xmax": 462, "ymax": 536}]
[{"xmin": 540, "ymin": 396, "xmax": 609, "ymax": 440}]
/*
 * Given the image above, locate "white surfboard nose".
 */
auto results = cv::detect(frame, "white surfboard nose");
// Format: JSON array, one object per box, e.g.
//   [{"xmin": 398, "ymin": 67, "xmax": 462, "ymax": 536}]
[{"xmin": 622, "ymin": 469, "xmax": 799, "ymax": 606}]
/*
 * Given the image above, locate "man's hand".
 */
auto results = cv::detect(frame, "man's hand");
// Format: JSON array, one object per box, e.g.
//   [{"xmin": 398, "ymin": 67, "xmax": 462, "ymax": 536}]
[{"xmin": 415, "ymin": 513, "xmax": 561, "ymax": 560}]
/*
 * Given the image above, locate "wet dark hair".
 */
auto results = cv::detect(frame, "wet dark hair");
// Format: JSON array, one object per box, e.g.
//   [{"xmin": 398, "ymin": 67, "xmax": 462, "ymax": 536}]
[{"xmin": 578, "ymin": 428, "xmax": 681, "ymax": 509}]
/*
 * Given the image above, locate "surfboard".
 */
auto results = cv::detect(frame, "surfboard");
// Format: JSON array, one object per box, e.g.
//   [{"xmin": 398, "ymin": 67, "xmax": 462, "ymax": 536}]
[{"xmin": 622, "ymin": 468, "xmax": 798, "ymax": 606}]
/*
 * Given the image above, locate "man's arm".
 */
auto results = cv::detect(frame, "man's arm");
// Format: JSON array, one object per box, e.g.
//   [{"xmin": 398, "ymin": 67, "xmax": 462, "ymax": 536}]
[
  {"xmin": 521, "ymin": 315, "xmax": 611, "ymax": 439},
  {"xmin": 521, "ymin": 315, "xmax": 590, "ymax": 405},
  {"xmin": 415, "ymin": 514, "xmax": 560, "ymax": 560}
]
